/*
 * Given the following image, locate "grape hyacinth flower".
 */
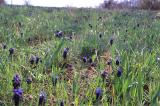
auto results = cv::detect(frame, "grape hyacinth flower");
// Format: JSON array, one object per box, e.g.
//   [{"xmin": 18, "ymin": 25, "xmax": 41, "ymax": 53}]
[
  {"xmin": 107, "ymin": 59, "xmax": 112, "ymax": 65},
  {"xmin": 115, "ymin": 57, "xmax": 120, "ymax": 66},
  {"xmin": 35, "ymin": 56, "xmax": 40, "ymax": 64},
  {"xmin": 52, "ymin": 75, "xmax": 58, "ymax": 86},
  {"xmin": 82, "ymin": 56, "xmax": 87, "ymax": 63},
  {"xmin": 12, "ymin": 74, "xmax": 21, "ymax": 89},
  {"xmin": 101, "ymin": 70, "xmax": 108, "ymax": 82},
  {"xmin": 109, "ymin": 37, "xmax": 114, "ymax": 46},
  {"xmin": 30, "ymin": 56, "xmax": 35, "ymax": 64},
  {"xmin": 63, "ymin": 48, "xmax": 69, "ymax": 59},
  {"xmin": 2, "ymin": 43, "xmax": 7, "ymax": 49},
  {"xmin": 99, "ymin": 33, "xmax": 102, "ymax": 38},
  {"xmin": 95, "ymin": 87, "xmax": 102, "ymax": 100},
  {"xmin": 117, "ymin": 67, "xmax": 122, "ymax": 77},
  {"xmin": 39, "ymin": 91, "xmax": 47, "ymax": 106},
  {"xmin": 55, "ymin": 30, "xmax": 63, "ymax": 38},
  {"xmin": 13, "ymin": 88, "xmax": 23, "ymax": 106},
  {"xmin": 26, "ymin": 77, "xmax": 32, "ymax": 84},
  {"xmin": 9, "ymin": 48, "xmax": 15, "ymax": 55},
  {"xmin": 60, "ymin": 101, "xmax": 64, "ymax": 106},
  {"xmin": 30, "ymin": 56, "xmax": 41, "ymax": 65}
]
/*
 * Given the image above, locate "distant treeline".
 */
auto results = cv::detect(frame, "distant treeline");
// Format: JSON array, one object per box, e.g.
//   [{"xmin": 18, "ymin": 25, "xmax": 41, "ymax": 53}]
[
  {"xmin": 0, "ymin": 0, "xmax": 5, "ymax": 4},
  {"xmin": 100, "ymin": 0, "xmax": 160, "ymax": 10}
]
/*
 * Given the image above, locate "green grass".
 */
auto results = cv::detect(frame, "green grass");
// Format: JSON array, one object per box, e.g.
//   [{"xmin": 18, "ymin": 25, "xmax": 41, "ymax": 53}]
[{"xmin": 0, "ymin": 5, "xmax": 160, "ymax": 106}]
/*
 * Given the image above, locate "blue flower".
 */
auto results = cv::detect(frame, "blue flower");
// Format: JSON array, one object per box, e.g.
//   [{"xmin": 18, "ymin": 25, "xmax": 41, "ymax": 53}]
[
  {"xmin": 107, "ymin": 59, "xmax": 112, "ymax": 65},
  {"xmin": 115, "ymin": 57, "xmax": 120, "ymax": 65},
  {"xmin": 35, "ymin": 56, "xmax": 40, "ymax": 64},
  {"xmin": 13, "ymin": 88, "xmax": 23, "ymax": 106},
  {"xmin": 30, "ymin": 56, "xmax": 35, "ymax": 64},
  {"xmin": 63, "ymin": 48, "xmax": 69, "ymax": 59},
  {"xmin": 60, "ymin": 101, "xmax": 64, "ymax": 106},
  {"xmin": 2, "ymin": 43, "xmax": 7, "ymax": 49},
  {"xmin": 26, "ymin": 77, "xmax": 32, "ymax": 84},
  {"xmin": 55, "ymin": 30, "xmax": 63, "ymax": 38},
  {"xmin": 109, "ymin": 38, "xmax": 114, "ymax": 46},
  {"xmin": 82, "ymin": 56, "xmax": 87, "ymax": 63},
  {"xmin": 39, "ymin": 91, "xmax": 47, "ymax": 106},
  {"xmin": 117, "ymin": 67, "xmax": 122, "ymax": 77},
  {"xmin": 30, "ymin": 56, "xmax": 41, "ymax": 65},
  {"xmin": 95, "ymin": 87, "xmax": 102, "ymax": 100},
  {"xmin": 99, "ymin": 33, "xmax": 102, "ymax": 38},
  {"xmin": 12, "ymin": 74, "xmax": 21, "ymax": 89},
  {"xmin": 101, "ymin": 70, "xmax": 108, "ymax": 81},
  {"xmin": 9, "ymin": 48, "xmax": 15, "ymax": 55}
]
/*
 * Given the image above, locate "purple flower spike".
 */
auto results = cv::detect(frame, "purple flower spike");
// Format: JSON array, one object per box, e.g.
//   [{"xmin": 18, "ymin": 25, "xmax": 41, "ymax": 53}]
[
  {"xmin": 9, "ymin": 48, "xmax": 15, "ymax": 55},
  {"xmin": 82, "ymin": 56, "xmax": 87, "ymax": 63},
  {"xmin": 12, "ymin": 74, "xmax": 21, "ymax": 89},
  {"xmin": 117, "ymin": 67, "xmax": 122, "ymax": 77},
  {"xmin": 39, "ymin": 91, "xmax": 47, "ymax": 106},
  {"xmin": 95, "ymin": 87, "xmax": 102, "ymax": 100},
  {"xmin": 63, "ymin": 48, "xmax": 69, "ymax": 59},
  {"xmin": 13, "ymin": 88, "xmax": 23, "ymax": 106}
]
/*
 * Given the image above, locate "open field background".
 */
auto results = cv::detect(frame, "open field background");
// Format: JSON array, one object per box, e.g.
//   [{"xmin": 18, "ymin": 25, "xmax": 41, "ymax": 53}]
[{"xmin": 0, "ymin": 6, "xmax": 160, "ymax": 106}]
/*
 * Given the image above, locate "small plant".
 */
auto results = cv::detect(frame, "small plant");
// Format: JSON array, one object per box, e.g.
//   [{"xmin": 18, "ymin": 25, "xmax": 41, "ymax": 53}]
[
  {"xmin": 95, "ymin": 87, "xmax": 102, "ymax": 100},
  {"xmin": 117, "ymin": 67, "xmax": 122, "ymax": 77},
  {"xmin": 12, "ymin": 74, "xmax": 21, "ymax": 89},
  {"xmin": 9, "ymin": 48, "xmax": 15, "ymax": 55},
  {"xmin": 63, "ymin": 48, "xmax": 69, "ymax": 59},
  {"xmin": 38, "ymin": 91, "xmax": 47, "ymax": 106},
  {"xmin": 13, "ymin": 88, "xmax": 23, "ymax": 106}
]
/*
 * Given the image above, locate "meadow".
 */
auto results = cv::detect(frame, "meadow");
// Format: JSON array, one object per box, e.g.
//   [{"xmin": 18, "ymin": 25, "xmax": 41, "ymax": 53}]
[{"xmin": 0, "ymin": 6, "xmax": 160, "ymax": 106}]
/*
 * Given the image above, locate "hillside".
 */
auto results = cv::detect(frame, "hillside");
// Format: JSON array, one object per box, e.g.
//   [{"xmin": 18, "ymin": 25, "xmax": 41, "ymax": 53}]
[{"xmin": 0, "ymin": 6, "xmax": 160, "ymax": 106}]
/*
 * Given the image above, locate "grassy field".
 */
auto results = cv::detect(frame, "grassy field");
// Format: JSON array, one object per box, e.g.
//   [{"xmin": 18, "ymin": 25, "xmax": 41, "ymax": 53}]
[{"xmin": 0, "ymin": 6, "xmax": 160, "ymax": 106}]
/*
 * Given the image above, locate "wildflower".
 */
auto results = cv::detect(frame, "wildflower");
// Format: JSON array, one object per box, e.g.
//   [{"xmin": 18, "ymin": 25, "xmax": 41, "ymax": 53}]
[
  {"xmin": 109, "ymin": 38, "xmax": 114, "ymax": 46},
  {"xmin": 35, "ymin": 56, "xmax": 40, "ymax": 64},
  {"xmin": 60, "ymin": 101, "xmax": 64, "ymax": 106},
  {"xmin": 12, "ymin": 74, "xmax": 21, "ymax": 89},
  {"xmin": 99, "ymin": 33, "xmax": 102, "ymax": 38},
  {"xmin": 13, "ymin": 88, "xmax": 23, "ymax": 106},
  {"xmin": 63, "ymin": 48, "xmax": 69, "ymax": 59},
  {"xmin": 2, "ymin": 43, "xmax": 7, "ymax": 49},
  {"xmin": 55, "ymin": 30, "xmax": 63, "ymax": 38},
  {"xmin": 101, "ymin": 70, "xmax": 108, "ymax": 81},
  {"xmin": 30, "ymin": 56, "xmax": 35, "ymax": 64},
  {"xmin": 26, "ymin": 77, "xmax": 32, "ymax": 84},
  {"xmin": 95, "ymin": 87, "xmax": 102, "ymax": 100},
  {"xmin": 117, "ymin": 67, "xmax": 122, "ymax": 77},
  {"xmin": 52, "ymin": 75, "xmax": 58, "ymax": 86},
  {"xmin": 39, "ymin": 91, "xmax": 47, "ymax": 106},
  {"xmin": 9, "ymin": 48, "xmax": 15, "ymax": 55},
  {"xmin": 107, "ymin": 59, "xmax": 112, "ymax": 65},
  {"xmin": 82, "ymin": 56, "xmax": 87, "ymax": 63},
  {"xmin": 115, "ymin": 57, "xmax": 120, "ymax": 65}
]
